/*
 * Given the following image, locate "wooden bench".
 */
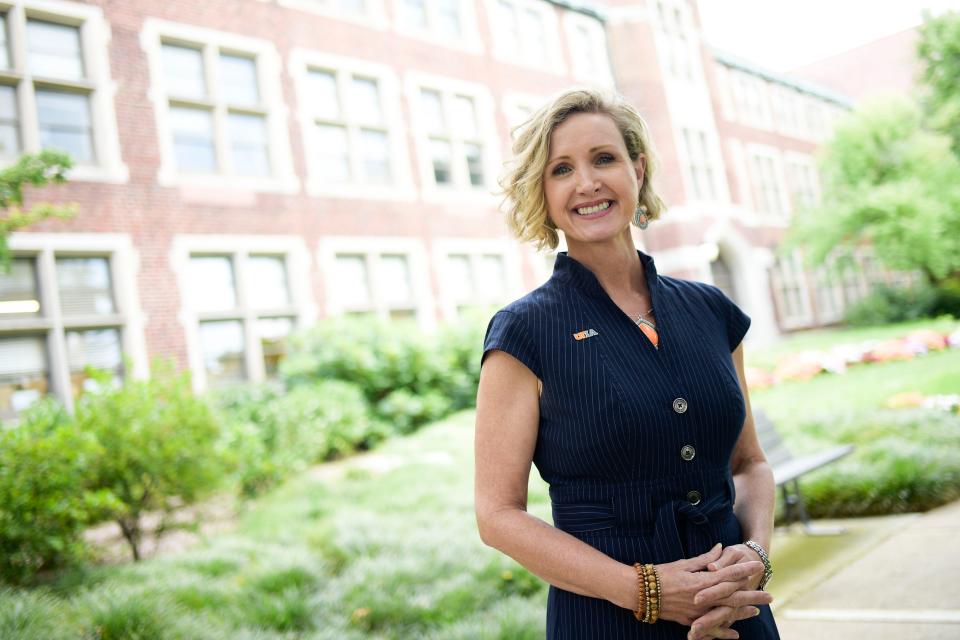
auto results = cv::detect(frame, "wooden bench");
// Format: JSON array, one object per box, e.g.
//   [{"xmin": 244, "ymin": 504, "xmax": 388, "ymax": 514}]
[{"xmin": 754, "ymin": 409, "xmax": 854, "ymax": 534}]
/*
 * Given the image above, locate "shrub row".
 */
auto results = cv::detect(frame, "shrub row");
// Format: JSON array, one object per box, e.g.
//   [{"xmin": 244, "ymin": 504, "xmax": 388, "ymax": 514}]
[
  {"xmin": 786, "ymin": 409, "xmax": 960, "ymax": 518},
  {"xmin": 843, "ymin": 279, "xmax": 960, "ymax": 326}
]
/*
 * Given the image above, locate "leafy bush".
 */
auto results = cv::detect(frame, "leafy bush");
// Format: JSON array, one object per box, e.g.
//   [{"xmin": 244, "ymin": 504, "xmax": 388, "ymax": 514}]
[
  {"xmin": 75, "ymin": 368, "xmax": 226, "ymax": 561},
  {"xmin": 932, "ymin": 276, "xmax": 960, "ymax": 318},
  {"xmin": 785, "ymin": 409, "xmax": 960, "ymax": 517},
  {"xmin": 0, "ymin": 401, "xmax": 116, "ymax": 584},
  {"xmin": 843, "ymin": 282, "xmax": 939, "ymax": 326},
  {"xmin": 215, "ymin": 380, "xmax": 383, "ymax": 496}
]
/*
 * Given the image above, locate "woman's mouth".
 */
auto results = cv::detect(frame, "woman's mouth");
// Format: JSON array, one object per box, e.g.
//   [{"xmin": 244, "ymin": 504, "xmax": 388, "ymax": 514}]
[{"xmin": 574, "ymin": 200, "xmax": 613, "ymax": 217}]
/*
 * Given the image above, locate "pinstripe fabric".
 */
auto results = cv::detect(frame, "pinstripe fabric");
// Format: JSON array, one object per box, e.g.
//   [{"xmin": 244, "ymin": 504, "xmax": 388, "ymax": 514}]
[{"xmin": 482, "ymin": 251, "xmax": 780, "ymax": 639}]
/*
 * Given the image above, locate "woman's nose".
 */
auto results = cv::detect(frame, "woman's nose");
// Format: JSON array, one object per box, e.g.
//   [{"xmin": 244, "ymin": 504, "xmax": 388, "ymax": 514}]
[{"xmin": 576, "ymin": 168, "xmax": 600, "ymax": 193}]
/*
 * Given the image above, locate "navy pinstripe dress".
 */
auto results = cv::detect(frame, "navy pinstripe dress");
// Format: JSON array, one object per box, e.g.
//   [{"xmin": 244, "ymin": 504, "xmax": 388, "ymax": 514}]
[{"xmin": 482, "ymin": 250, "xmax": 780, "ymax": 639}]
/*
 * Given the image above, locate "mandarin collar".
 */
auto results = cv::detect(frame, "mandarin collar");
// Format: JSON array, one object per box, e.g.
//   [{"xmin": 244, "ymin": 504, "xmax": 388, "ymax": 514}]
[{"xmin": 552, "ymin": 250, "xmax": 660, "ymax": 302}]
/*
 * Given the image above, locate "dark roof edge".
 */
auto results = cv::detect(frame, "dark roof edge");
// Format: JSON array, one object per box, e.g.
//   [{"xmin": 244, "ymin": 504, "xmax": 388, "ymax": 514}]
[
  {"xmin": 712, "ymin": 49, "xmax": 854, "ymax": 108},
  {"xmin": 543, "ymin": 0, "xmax": 605, "ymax": 22}
]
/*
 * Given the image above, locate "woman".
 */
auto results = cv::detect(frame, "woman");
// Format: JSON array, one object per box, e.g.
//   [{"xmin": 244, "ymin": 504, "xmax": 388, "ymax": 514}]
[{"xmin": 474, "ymin": 89, "xmax": 780, "ymax": 640}]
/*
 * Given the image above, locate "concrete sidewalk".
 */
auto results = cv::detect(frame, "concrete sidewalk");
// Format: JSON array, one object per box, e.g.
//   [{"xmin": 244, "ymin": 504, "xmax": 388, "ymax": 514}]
[{"xmin": 775, "ymin": 500, "xmax": 960, "ymax": 640}]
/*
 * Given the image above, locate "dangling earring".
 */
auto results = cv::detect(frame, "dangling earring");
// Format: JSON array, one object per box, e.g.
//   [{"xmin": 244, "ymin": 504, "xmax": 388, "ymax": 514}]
[{"xmin": 633, "ymin": 203, "xmax": 649, "ymax": 229}]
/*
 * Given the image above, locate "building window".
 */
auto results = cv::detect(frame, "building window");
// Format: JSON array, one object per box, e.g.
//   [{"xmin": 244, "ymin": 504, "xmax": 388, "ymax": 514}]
[
  {"xmin": 186, "ymin": 253, "xmax": 297, "ymax": 387},
  {"xmin": 330, "ymin": 252, "xmax": 418, "ymax": 320},
  {"xmin": 769, "ymin": 251, "xmax": 813, "ymax": 329},
  {"xmin": 656, "ymin": 0, "xmax": 695, "ymax": 80},
  {"xmin": 417, "ymin": 87, "xmax": 488, "ymax": 190},
  {"xmin": 0, "ymin": 5, "xmax": 125, "ymax": 180},
  {"xmin": 682, "ymin": 128, "xmax": 718, "ymax": 201},
  {"xmin": 396, "ymin": 0, "xmax": 471, "ymax": 37},
  {"xmin": 564, "ymin": 13, "xmax": 611, "ymax": 83},
  {"xmin": 749, "ymin": 152, "xmax": 786, "ymax": 216},
  {"xmin": 0, "ymin": 253, "xmax": 126, "ymax": 420},
  {"xmin": 443, "ymin": 252, "xmax": 508, "ymax": 315},
  {"xmin": 144, "ymin": 20, "xmax": 296, "ymax": 191},
  {"xmin": 488, "ymin": 0, "xmax": 560, "ymax": 71},
  {"xmin": 785, "ymin": 158, "xmax": 819, "ymax": 211}
]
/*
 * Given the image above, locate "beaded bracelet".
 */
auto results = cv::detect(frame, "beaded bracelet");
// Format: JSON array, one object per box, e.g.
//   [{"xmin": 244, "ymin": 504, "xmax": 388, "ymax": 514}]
[
  {"xmin": 632, "ymin": 562, "xmax": 647, "ymax": 621},
  {"xmin": 649, "ymin": 564, "xmax": 662, "ymax": 623},
  {"xmin": 643, "ymin": 563, "xmax": 660, "ymax": 623}
]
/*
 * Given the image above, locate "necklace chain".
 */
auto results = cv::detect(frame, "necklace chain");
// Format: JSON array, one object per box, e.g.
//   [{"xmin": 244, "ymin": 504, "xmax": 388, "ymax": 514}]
[{"xmin": 633, "ymin": 307, "xmax": 654, "ymax": 324}]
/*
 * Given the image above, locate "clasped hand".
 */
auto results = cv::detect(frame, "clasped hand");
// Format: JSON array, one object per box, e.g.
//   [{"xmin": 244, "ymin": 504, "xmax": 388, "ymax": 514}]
[{"xmin": 655, "ymin": 543, "xmax": 771, "ymax": 640}]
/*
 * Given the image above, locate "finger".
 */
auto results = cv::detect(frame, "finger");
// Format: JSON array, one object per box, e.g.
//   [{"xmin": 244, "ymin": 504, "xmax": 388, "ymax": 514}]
[
  {"xmin": 716, "ymin": 591, "xmax": 774, "ymax": 609},
  {"xmin": 694, "ymin": 577, "xmax": 747, "ymax": 605},
  {"xmin": 706, "ymin": 549, "xmax": 739, "ymax": 572},
  {"xmin": 684, "ymin": 543, "xmax": 723, "ymax": 571},
  {"xmin": 690, "ymin": 606, "xmax": 735, "ymax": 638},
  {"xmin": 728, "ymin": 605, "xmax": 762, "ymax": 623},
  {"xmin": 713, "ymin": 560, "xmax": 763, "ymax": 583}
]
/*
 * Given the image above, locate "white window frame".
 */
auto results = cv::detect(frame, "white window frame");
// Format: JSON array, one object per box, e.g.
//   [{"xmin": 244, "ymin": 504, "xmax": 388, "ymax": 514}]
[
  {"xmin": 784, "ymin": 152, "xmax": 820, "ymax": 211},
  {"xmin": 406, "ymin": 71, "xmax": 500, "ymax": 205},
  {"xmin": 746, "ymin": 144, "xmax": 790, "ymax": 219},
  {"xmin": 391, "ymin": 0, "xmax": 484, "ymax": 55},
  {"xmin": 485, "ymin": 0, "xmax": 564, "ymax": 74},
  {"xmin": 170, "ymin": 235, "xmax": 314, "ymax": 392},
  {"xmin": 4, "ymin": 232, "xmax": 147, "ymax": 412},
  {"xmin": 289, "ymin": 49, "xmax": 415, "ymax": 201},
  {"xmin": 679, "ymin": 126, "xmax": 719, "ymax": 202},
  {"xmin": 432, "ymin": 238, "xmax": 524, "ymax": 321},
  {"xmin": 0, "ymin": 0, "xmax": 127, "ymax": 183},
  {"xmin": 562, "ymin": 11, "xmax": 612, "ymax": 85},
  {"xmin": 318, "ymin": 236, "xmax": 436, "ymax": 330},
  {"xmin": 277, "ymin": 0, "xmax": 389, "ymax": 30},
  {"xmin": 769, "ymin": 250, "xmax": 814, "ymax": 330},
  {"xmin": 140, "ymin": 19, "xmax": 298, "ymax": 193}
]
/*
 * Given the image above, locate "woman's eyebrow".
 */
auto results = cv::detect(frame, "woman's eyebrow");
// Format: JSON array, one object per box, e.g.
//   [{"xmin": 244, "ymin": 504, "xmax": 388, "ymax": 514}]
[{"xmin": 548, "ymin": 145, "xmax": 616, "ymax": 163}]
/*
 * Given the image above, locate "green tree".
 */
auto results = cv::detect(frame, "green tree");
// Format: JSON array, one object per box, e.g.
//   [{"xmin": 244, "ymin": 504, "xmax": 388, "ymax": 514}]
[
  {"xmin": 917, "ymin": 10, "xmax": 960, "ymax": 158},
  {"xmin": 0, "ymin": 150, "xmax": 76, "ymax": 267},
  {"xmin": 788, "ymin": 97, "xmax": 960, "ymax": 284}
]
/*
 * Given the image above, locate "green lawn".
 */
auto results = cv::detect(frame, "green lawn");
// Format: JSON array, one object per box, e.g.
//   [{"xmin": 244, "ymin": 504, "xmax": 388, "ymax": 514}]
[{"xmin": 3, "ymin": 320, "xmax": 959, "ymax": 639}]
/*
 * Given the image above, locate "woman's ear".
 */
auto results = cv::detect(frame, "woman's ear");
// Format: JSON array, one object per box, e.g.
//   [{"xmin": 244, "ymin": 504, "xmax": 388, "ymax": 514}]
[{"xmin": 634, "ymin": 154, "xmax": 647, "ymax": 185}]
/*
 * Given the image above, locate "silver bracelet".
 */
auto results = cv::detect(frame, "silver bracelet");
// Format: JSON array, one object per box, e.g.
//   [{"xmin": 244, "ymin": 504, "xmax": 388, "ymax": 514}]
[{"xmin": 744, "ymin": 540, "xmax": 773, "ymax": 591}]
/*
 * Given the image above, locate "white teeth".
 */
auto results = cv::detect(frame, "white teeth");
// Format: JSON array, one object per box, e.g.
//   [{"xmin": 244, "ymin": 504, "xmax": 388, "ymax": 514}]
[{"xmin": 576, "ymin": 201, "xmax": 611, "ymax": 215}]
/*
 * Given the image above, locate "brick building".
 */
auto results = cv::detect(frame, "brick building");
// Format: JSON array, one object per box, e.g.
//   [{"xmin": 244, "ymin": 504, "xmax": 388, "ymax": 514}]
[{"xmin": 0, "ymin": 0, "xmax": 877, "ymax": 418}]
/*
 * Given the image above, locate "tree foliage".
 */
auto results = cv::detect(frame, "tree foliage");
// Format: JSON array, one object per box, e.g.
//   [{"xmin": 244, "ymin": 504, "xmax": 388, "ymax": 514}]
[
  {"xmin": 788, "ymin": 97, "xmax": 960, "ymax": 284},
  {"xmin": 0, "ymin": 150, "xmax": 76, "ymax": 267},
  {"xmin": 918, "ymin": 10, "xmax": 960, "ymax": 158}
]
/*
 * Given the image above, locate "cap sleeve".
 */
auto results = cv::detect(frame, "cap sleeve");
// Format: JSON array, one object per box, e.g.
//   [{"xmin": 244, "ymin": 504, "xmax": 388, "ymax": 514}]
[
  {"xmin": 481, "ymin": 310, "xmax": 542, "ymax": 379},
  {"xmin": 722, "ymin": 292, "xmax": 751, "ymax": 351}
]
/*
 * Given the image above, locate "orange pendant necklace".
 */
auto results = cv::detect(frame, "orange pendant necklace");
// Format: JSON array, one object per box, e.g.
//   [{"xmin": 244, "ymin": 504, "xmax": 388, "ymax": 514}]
[{"xmin": 634, "ymin": 307, "xmax": 659, "ymax": 349}]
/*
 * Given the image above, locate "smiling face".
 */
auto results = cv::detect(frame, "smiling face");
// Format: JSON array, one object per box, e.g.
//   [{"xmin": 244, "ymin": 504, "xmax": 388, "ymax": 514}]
[{"xmin": 543, "ymin": 111, "xmax": 646, "ymax": 249}]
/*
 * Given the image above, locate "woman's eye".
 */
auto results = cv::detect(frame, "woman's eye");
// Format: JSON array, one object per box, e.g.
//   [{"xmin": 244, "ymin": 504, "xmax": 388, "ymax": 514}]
[
  {"xmin": 596, "ymin": 153, "xmax": 615, "ymax": 164},
  {"xmin": 551, "ymin": 164, "xmax": 571, "ymax": 176}
]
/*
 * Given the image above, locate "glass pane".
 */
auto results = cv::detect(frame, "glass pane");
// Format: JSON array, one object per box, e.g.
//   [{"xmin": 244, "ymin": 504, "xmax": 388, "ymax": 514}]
[
  {"xmin": 170, "ymin": 106, "xmax": 216, "ymax": 173},
  {"xmin": 161, "ymin": 44, "xmax": 206, "ymax": 99},
  {"xmin": 306, "ymin": 69, "xmax": 339, "ymax": 120},
  {"xmin": 497, "ymin": 0, "xmax": 519, "ymax": 54},
  {"xmin": 360, "ymin": 129, "xmax": 390, "ymax": 184},
  {"xmin": 0, "ymin": 15, "xmax": 9, "ymax": 69},
  {"xmin": 520, "ymin": 9, "xmax": 545, "ymax": 62},
  {"xmin": 220, "ymin": 54, "xmax": 259, "ymax": 106},
  {"xmin": 380, "ymin": 254, "xmax": 412, "ymax": 305},
  {"xmin": 464, "ymin": 142, "xmax": 484, "ymax": 186},
  {"xmin": 56, "ymin": 257, "xmax": 115, "ymax": 316},
  {"xmin": 436, "ymin": 0, "xmax": 461, "ymax": 35},
  {"xmin": 228, "ymin": 112, "xmax": 270, "ymax": 176},
  {"xmin": 446, "ymin": 254, "xmax": 473, "ymax": 300},
  {"xmin": 478, "ymin": 254, "xmax": 506, "ymax": 298},
  {"xmin": 351, "ymin": 77, "xmax": 381, "ymax": 125},
  {"xmin": 0, "ymin": 258, "xmax": 41, "ymax": 317},
  {"xmin": 452, "ymin": 95, "xmax": 477, "ymax": 138},
  {"xmin": 0, "ymin": 85, "xmax": 20, "ymax": 156},
  {"xmin": 420, "ymin": 89, "xmax": 445, "ymax": 135},
  {"xmin": 257, "ymin": 316, "xmax": 294, "ymax": 378},
  {"xmin": 26, "ymin": 20, "xmax": 83, "ymax": 80},
  {"xmin": 0, "ymin": 335, "xmax": 48, "ymax": 420},
  {"xmin": 65, "ymin": 327, "xmax": 123, "ymax": 397},
  {"xmin": 402, "ymin": 0, "xmax": 427, "ymax": 28},
  {"xmin": 199, "ymin": 320, "xmax": 246, "ymax": 386},
  {"xmin": 333, "ymin": 254, "xmax": 370, "ymax": 308},
  {"xmin": 430, "ymin": 138, "xmax": 452, "ymax": 184},
  {"xmin": 314, "ymin": 124, "xmax": 350, "ymax": 182},
  {"xmin": 189, "ymin": 256, "xmax": 237, "ymax": 312},
  {"xmin": 247, "ymin": 255, "xmax": 291, "ymax": 309},
  {"xmin": 36, "ymin": 90, "xmax": 94, "ymax": 163}
]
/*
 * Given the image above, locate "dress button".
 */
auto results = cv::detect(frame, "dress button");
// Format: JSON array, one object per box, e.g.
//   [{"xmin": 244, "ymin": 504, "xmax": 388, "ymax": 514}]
[
  {"xmin": 673, "ymin": 397, "xmax": 688, "ymax": 414},
  {"xmin": 686, "ymin": 490, "xmax": 702, "ymax": 506},
  {"xmin": 680, "ymin": 445, "xmax": 696, "ymax": 461}
]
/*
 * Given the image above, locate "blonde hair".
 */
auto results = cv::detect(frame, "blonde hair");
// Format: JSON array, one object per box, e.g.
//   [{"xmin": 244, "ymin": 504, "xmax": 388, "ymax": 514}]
[{"xmin": 500, "ymin": 89, "xmax": 665, "ymax": 250}]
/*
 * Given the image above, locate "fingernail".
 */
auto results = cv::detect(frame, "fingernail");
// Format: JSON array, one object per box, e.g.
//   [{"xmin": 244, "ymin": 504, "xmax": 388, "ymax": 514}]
[{"xmin": 752, "ymin": 607, "xmax": 761, "ymax": 616}]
